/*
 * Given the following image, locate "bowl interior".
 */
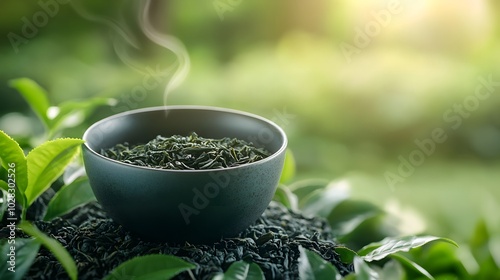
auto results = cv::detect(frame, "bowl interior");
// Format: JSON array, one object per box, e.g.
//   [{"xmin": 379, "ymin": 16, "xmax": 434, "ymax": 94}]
[{"xmin": 84, "ymin": 106, "xmax": 286, "ymax": 167}]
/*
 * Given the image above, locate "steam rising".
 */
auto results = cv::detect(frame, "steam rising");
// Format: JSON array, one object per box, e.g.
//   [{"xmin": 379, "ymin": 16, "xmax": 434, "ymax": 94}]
[
  {"xmin": 71, "ymin": 0, "xmax": 190, "ymax": 106},
  {"xmin": 70, "ymin": 1, "xmax": 139, "ymax": 49},
  {"xmin": 140, "ymin": 0, "xmax": 191, "ymax": 106}
]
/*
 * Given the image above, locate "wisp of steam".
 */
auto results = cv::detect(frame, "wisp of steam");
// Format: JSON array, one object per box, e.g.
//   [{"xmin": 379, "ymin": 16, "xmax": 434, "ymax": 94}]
[
  {"xmin": 71, "ymin": 0, "xmax": 190, "ymax": 107},
  {"xmin": 140, "ymin": 0, "xmax": 190, "ymax": 107}
]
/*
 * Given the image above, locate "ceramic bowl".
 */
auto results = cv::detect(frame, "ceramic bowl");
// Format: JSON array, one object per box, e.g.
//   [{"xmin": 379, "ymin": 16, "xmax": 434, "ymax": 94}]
[{"xmin": 82, "ymin": 106, "xmax": 287, "ymax": 242}]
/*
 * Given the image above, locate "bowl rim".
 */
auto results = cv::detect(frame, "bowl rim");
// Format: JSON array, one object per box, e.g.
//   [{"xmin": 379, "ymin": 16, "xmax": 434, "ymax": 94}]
[{"xmin": 82, "ymin": 105, "xmax": 288, "ymax": 173}]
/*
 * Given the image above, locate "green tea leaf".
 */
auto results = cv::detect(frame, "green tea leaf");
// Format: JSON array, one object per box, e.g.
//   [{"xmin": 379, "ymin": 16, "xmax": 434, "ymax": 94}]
[
  {"xmin": 102, "ymin": 133, "xmax": 270, "ymax": 170},
  {"xmin": 25, "ymin": 138, "xmax": 84, "ymax": 206},
  {"xmin": 0, "ymin": 238, "xmax": 42, "ymax": 280},
  {"xmin": 44, "ymin": 177, "xmax": 96, "ymax": 221},
  {"xmin": 334, "ymin": 246, "xmax": 358, "ymax": 264},
  {"xmin": 213, "ymin": 260, "xmax": 265, "ymax": 280},
  {"xmin": 411, "ymin": 241, "xmax": 468, "ymax": 277},
  {"xmin": 289, "ymin": 179, "xmax": 329, "ymax": 200},
  {"xmin": 379, "ymin": 260, "xmax": 405, "ymax": 280},
  {"xmin": 467, "ymin": 219, "xmax": 500, "ymax": 278},
  {"xmin": 391, "ymin": 253, "xmax": 434, "ymax": 279},
  {"xmin": 104, "ymin": 254, "xmax": 195, "ymax": 280},
  {"xmin": 359, "ymin": 236, "xmax": 458, "ymax": 262},
  {"xmin": 0, "ymin": 130, "xmax": 28, "ymax": 194},
  {"xmin": 9, "ymin": 78, "xmax": 51, "ymax": 128},
  {"xmin": 19, "ymin": 221, "xmax": 77, "ymax": 280},
  {"xmin": 279, "ymin": 149, "xmax": 296, "ymax": 183},
  {"xmin": 0, "ymin": 187, "xmax": 7, "ymax": 221},
  {"xmin": 49, "ymin": 97, "xmax": 116, "ymax": 133},
  {"xmin": 353, "ymin": 256, "xmax": 379, "ymax": 280},
  {"xmin": 0, "ymin": 180, "xmax": 8, "ymax": 193},
  {"xmin": 328, "ymin": 200, "xmax": 382, "ymax": 236},
  {"xmin": 273, "ymin": 184, "xmax": 299, "ymax": 211},
  {"xmin": 301, "ymin": 179, "xmax": 351, "ymax": 217},
  {"xmin": 298, "ymin": 247, "xmax": 342, "ymax": 280}
]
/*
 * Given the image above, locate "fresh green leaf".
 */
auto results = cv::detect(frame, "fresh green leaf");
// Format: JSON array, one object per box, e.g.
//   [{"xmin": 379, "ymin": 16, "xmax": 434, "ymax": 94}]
[
  {"xmin": 213, "ymin": 260, "xmax": 265, "ymax": 280},
  {"xmin": 19, "ymin": 221, "xmax": 77, "ymax": 280},
  {"xmin": 0, "ymin": 238, "xmax": 42, "ymax": 280},
  {"xmin": 0, "ymin": 130, "xmax": 28, "ymax": 194},
  {"xmin": 9, "ymin": 78, "xmax": 51, "ymax": 128},
  {"xmin": 468, "ymin": 219, "xmax": 500, "ymax": 278},
  {"xmin": 489, "ymin": 236, "xmax": 500, "ymax": 270},
  {"xmin": 359, "ymin": 236, "xmax": 458, "ymax": 262},
  {"xmin": 49, "ymin": 97, "xmax": 116, "ymax": 133},
  {"xmin": 391, "ymin": 253, "xmax": 435, "ymax": 280},
  {"xmin": 334, "ymin": 246, "xmax": 358, "ymax": 263},
  {"xmin": 353, "ymin": 256, "xmax": 379, "ymax": 280},
  {"xmin": 0, "ymin": 188, "xmax": 7, "ymax": 221},
  {"xmin": 411, "ymin": 241, "xmax": 469, "ymax": 278},
  {"xmin": 289, "ymin": 179, "xmax": 329, "ymax": 200},
  {"xmin": 104, "ymin": 254, "xmax": 195, "ymax": 280},
  {"xmin": 25, "ymin": 138, "xmax": 84, "ymax": 206},
  {"xmin": 379, "ymin": 260, "xmax": 405, "ymax": 280},
  {"xmin": 301, "ymin": 179, "xmax": 350, "ymax": 217},
  {"xmin": 44, "ymin": 177, "xmax": 96, "ymax": 221},
  {"xmin": 63, "ymin": 164, "xmax": 86, "ymax": 185},
  {"xmin": 273, "ymin": 184, "xmax": 299, "ymax": 211},
  {"xmin": 279, "ymin": 149, "xmax": 296, "ymax": 183},
  {"xmin": 0, "ymin": 180, "xmax": 8, "ymax": 193},
  {"xmin": 328, "ymin": 200, "xmax": 383, "ymax": 236},
  {"xmin": 298, "ymin": 246, "xmax": 342, "ymax": 280}
]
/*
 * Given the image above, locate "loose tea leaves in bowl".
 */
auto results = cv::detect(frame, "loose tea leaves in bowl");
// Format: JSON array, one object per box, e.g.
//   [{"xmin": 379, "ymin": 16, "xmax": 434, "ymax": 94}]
[{"xmin": 100, "ymin": 132, "xmax": 272, "ymax": 170}]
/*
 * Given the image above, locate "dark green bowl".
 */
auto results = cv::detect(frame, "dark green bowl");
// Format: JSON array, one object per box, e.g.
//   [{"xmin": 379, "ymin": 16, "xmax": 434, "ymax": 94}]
[{"xmin": 82, "ymin": 106, "xmax": 287, "ymax": 242}]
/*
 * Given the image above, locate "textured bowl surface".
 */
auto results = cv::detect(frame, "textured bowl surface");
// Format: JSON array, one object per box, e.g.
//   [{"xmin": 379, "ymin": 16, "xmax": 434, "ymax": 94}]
[{"xmin": 82, "ymin": 106, "xmax": 287, "ymax": 242}]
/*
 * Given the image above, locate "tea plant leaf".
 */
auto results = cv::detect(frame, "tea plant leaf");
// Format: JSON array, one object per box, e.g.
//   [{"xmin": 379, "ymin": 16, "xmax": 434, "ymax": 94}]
[
  {"xmin": 0, "ymin": 130, "xmax": 28, "ymax": 194},
  {"xmin": 0, "ymin": 180, "xmax": 7, "ymax": 193},
  {"xmin": 462, "ymin": 219, "xmax": 500, "ymax": 278},
  {"xmin": 327, "ymin": 200, "xmax": 383, "ymax": 236},
  {"xmin": 19, "ymin": 221, "xmax": 77, "ymax": 280},
  {"xmin": 0, "ymin": 187, "xmax": 7, "ymax": 221},
  {"xmin": 0, "ymin": 238, "xmax": 41, "ymax": 280},
  {"xmin": 273, "ymin": 184, "xmax": 299, "ymax": 211},
  {"xmin": 25, "ymin": 138, "xmax": 84, "ymax": 206},
  {"xmin": 63, "ymin": 164, "xmax": 86, "ymax": 185},
  {"xmin": 417, "ymin": 242, "xmax": 469, "ymax": 278},
  {"xmin": 298, "ymin": 246, "xmax": 342, "ymax": 280},
  {"xmin": 44, "ymin": 177, "xmax": 96, "ymax": 221},
  {"xmin": 358, "ymin": 235, "xmax": 458, "ymax": 262},
  {"xmin": 301, "ymin": 179, "xmax": 350, "ymax": 217},
  {"xmin": 212, "ymin": 260, "xmax": 265, "ymax": 280},
  {"xmin": 353, "ymin": 256, "xmax": 379, "ymax": 280},
  {"xmin": 104, "ymin": 254, "xmax": 195, "ymax": 280},
  {"xmin": 390, "ymin": 253, "xmax": 435, "ymax": 280},
  {"xmin": 279, "ymin": 149, "xmax": 296, "ymax": 183},
  {"xmin": 334, "ymin": 246, "xmax": 358, "ymax": 263},
  {"xmin": 49, "ymin": 97, "xmax": 116, "ymax": 133},
  {"xmin": 379, "ymin": 260, "xmax": 405, "ymax": 280},
  {"xmin": 9, "ymin": 78, "xmax": 51, "ymax": 128},
  {"xmin": 289, "ymin": 179, "xmax": 329, "ymax": 200}
]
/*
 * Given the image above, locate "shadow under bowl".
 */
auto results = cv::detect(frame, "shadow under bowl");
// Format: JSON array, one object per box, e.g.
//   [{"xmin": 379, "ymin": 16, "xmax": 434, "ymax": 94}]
[{"xmin": 82, "ymin": 106, "xmax": 287, "ymax": 242}]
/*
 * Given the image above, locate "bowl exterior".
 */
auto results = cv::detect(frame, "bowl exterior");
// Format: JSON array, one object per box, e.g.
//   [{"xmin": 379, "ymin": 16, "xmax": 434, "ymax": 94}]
[
  {"xmin": 82, "ymin": 146, "xmax": 285, "ymax": 241},
  {"xmin": 82, "ymin": 106, "xmax": 287, "ymax": 242}
]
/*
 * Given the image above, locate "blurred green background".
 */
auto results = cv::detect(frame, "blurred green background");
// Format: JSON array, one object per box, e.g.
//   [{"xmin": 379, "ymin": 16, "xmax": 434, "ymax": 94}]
[{"xmin": 1, "ymin": 0, "xmax": 499, "ymax": 247}]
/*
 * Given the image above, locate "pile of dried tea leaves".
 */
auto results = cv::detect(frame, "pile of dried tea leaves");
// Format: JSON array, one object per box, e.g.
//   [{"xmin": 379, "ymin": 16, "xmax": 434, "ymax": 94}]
[
  {"xmin": 100, "ymin": 133, "xmax": 271, "ymax": 170},
  {"xmin": 2, "ymin": 201, "xmax": 353, "ymax": 279}
]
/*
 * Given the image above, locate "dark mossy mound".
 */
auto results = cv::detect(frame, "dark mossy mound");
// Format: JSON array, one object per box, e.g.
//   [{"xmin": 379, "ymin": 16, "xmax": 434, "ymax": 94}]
[{"xmin": 1, "ymin": 201, "xmax": 353, "ymax": 279}]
